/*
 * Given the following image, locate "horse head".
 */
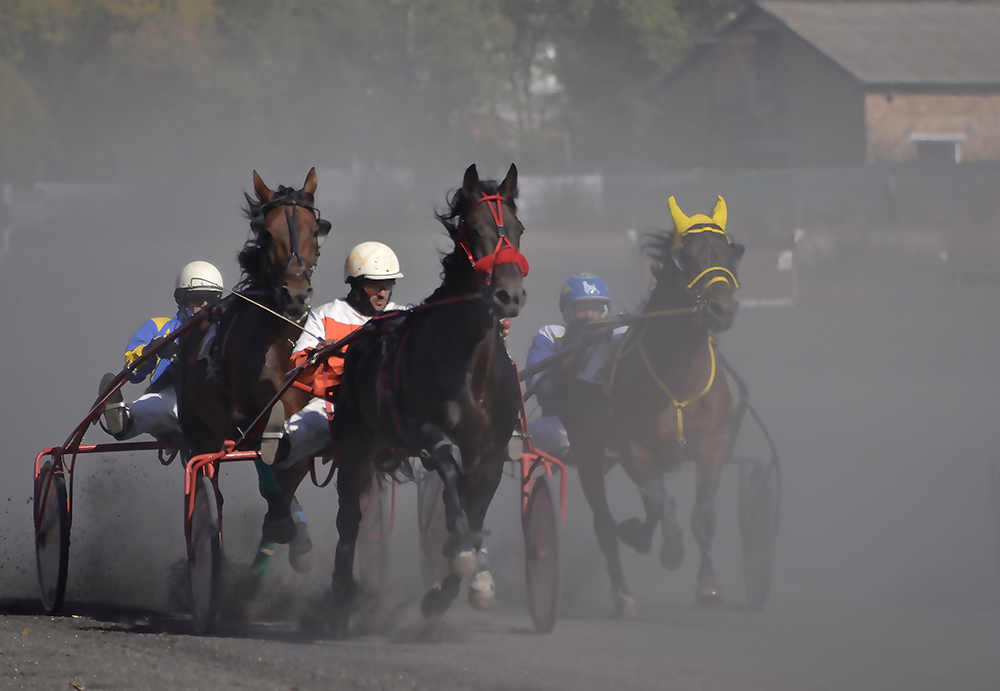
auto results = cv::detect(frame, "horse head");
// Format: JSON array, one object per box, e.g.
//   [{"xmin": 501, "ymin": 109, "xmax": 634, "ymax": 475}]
[
  {"xmin": 666, "ymin": 195, "xmax": 745, "ymax": 332},
  {"xmin": 240, "ymin": 168, "xmax": 331, "ymax": 320},
  {"xmin": 442, "ymin": 163, "xmax": 529, "ymax": 318}
]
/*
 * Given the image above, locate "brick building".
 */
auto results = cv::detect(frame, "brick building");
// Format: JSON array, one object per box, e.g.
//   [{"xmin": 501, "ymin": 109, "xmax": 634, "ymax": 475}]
[{"xmin": 658, "ymin": 2, "xmax": 1000, "ymax": 169}]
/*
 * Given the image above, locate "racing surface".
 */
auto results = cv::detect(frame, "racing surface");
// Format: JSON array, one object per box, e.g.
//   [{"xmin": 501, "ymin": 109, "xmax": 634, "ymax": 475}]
[{"xmin": 2, "ymin": 181, "xmax": 1000, "ymax": 689}]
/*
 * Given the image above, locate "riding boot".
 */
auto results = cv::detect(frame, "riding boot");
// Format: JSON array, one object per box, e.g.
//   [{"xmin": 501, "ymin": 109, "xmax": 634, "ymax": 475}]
[{"xmin": 98, "ymin": 372, "xmax": 133, "ymax": 440}]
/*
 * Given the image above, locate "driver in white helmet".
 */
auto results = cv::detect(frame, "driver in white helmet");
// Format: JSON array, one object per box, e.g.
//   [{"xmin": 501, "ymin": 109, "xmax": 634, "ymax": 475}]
[
  {"xmin": 99, "ymin": 261, "xmax": 224, "ymax": 442},
  {"xmin": 259, "ymin": 241, "xmax": 404, "ymax": 467}
]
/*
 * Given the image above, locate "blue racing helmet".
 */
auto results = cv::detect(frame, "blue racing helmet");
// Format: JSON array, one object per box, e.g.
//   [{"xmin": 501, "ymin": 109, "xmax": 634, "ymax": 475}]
[{"xmin": 560, "ymin": 274, "xmax": 611, "ymax": 320}]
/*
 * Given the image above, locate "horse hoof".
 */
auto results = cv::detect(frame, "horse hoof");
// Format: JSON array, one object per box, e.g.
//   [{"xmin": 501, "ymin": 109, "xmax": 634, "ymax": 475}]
[
  {"xmin": 659, "ymin": 531, "xmax": 684, "ymax": 571},
  {"xmin": 468, "ymin": 571, "xmax": 496, "ymax": 611},
  {"xmin": 450, "ymin": 550, "xmax": 478, "ymax": 578},
  {"xmin": 613, "ymin": 593, "xmax": 637, "ymax": 618},
  {"xmin": 617, "ymin": 517, "xmax": 652, "ymax": 554},
  {"xmin": 289, "ymin": 549, "xmax": 313, "ymax": 574},
  {"xmin": 695, "ymin": 582, "xmax": 724, "ymax": 607},
  {"xmin": 421, "ymin": 585, "xmax": 446, "ymax": 619},
  {"xmin": 262, "ymin": 513, "xmax": 297, "ymax": 545}
]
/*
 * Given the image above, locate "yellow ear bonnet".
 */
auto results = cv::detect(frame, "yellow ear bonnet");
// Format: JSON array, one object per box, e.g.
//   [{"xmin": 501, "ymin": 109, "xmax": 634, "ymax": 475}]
[{"xmin": 669, "ymin": 195, "xmax": 728, "ymax": 243}]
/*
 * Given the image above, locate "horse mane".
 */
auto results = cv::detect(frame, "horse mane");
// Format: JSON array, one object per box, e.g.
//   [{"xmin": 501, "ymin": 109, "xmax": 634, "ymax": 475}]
[
  {"xmin": 427, "ymin": 177, "xmax": 514, "ymax": 302},
  {"xmin": 236, "ymin": 184, "xmax": 312, "ymax": 293},
  {"xmin": 639, "ymin": 228, "xmax": 688, "ymax": 312}
]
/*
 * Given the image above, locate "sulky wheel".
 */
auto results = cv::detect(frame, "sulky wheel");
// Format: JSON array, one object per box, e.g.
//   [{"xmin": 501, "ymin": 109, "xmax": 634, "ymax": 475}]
[
  {"xmin": 417, "ymin": 469, "xmax": 451, "ymax": 591},
  {"xmin": 524, "ymin": 474, "xmax": 561, "ymax": 633},
  {"xmin": 354, "ymin": 473, "xmax": 391, "ymax": 594},
  {"xmin": 738, "ymin": 458, "xmax": 779, "ymax": 611},
  {"xmin": 189, "ymin": 474, "xmax": 221, "ymax": 635},
  {"xmin": 35, "ymin": 461, "xmax": 70, "ymax": 613}
]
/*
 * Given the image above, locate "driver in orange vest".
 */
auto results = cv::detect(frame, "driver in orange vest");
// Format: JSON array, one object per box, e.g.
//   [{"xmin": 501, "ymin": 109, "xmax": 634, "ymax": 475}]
[{"xmin": 259, "ymin": 241, "xmax": 404, "ymax": 468}]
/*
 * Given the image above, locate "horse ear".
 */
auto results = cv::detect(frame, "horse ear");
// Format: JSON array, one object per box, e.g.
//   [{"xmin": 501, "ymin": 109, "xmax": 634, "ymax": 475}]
[
  {"xmin": 498, "ymin": 163, "xmax": 518, "ymax": 200},
  {"xmin": 712, "ymin": 195, "xmax": 728, "ymax": 230},
  {"xmin": 253, "ymin": 170, "xmax": 273, "ymax": 204},
  {"xmin": 302, "ymin": 167, "xmax": 318, "ymax": 197},
  {"xmin": 462, "ymin": 164, "xmax": 480, "ymax": 198},
  {"xmin": 668, "ymin": 196, "xmax": 690, "ymax": 235}
]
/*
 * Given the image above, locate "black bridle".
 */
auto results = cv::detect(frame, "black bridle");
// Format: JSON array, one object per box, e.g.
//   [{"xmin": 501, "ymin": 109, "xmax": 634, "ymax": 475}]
[{"xmin": 252, "ymin": 197, "xmax": 331, "ymax": 291}]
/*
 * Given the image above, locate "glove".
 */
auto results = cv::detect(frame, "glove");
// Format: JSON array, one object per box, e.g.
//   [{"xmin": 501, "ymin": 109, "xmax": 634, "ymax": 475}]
[{"xmin": 149, "ymin": 335, "xmax": 178, "ymax": 360}]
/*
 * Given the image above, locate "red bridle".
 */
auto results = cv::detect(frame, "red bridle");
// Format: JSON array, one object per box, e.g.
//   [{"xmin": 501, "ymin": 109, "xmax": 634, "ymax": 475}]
[{"xmin": 457, "ymin": 193, "xmax": 530, "ymax": 285}]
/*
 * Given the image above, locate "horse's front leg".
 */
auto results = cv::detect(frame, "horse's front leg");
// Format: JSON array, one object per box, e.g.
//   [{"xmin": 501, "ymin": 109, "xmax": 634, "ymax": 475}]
[
  {"xmin": 691, "ymin": 432, "xmax": 726, "ymax": 606},
  {"xmin": 576, "ymin": 449, "xmax": 635, "ymax": 617},
  {"xmin": 418, "ymin": 431, "xmax": 484, "ymax": 619},
  {"xmin": 617, "ymin": 442, "xmax": 684, "ymax": 570},
  {"xmin": 456, "ymin": 448, "xmax": 506, "ymax": 611}
]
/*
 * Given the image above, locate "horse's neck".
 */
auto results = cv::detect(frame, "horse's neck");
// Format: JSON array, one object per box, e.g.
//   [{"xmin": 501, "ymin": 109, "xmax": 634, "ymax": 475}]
[{"xmin": 643, "ymin": 285, "xmax": 709, "ymax": 360}]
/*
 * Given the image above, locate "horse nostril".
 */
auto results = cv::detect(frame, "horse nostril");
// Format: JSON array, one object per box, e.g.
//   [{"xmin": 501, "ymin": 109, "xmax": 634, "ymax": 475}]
[
  {"xmin": 494, "ymin": 290, "xmax": 511, "ymax": 306},
  {"xmin": 709, "ymin": 302, "xmax": 726, "ymax": 317}
]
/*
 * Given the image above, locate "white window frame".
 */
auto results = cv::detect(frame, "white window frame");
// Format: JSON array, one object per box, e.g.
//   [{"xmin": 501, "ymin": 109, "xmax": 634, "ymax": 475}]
[{"xmin": 909, "ymin": 132, "xmax": 966, "ymax": 163}]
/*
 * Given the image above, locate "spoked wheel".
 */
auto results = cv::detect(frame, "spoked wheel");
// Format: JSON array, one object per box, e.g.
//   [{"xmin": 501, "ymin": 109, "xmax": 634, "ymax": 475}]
[
  {"xmin": 417, "ymin": 469, "xmax": 451, "ymax": 591},
  {"xmin": 189, "ymin": 474, "xmax": 221, "ymax": 635},
  {"xmin": 355, "ymin": 473, "xmax": 391, "ymax": 593},
  {"xmin": 524, "ymin": 474, "xmax": 561, "ymax": 633},
  {"xmin": 738, "ymin": 458, "xmax": 779, "ymax": 611},
  {"xmin": 35, "ymin": 461, "xmax": 70, "ymax": 613}
]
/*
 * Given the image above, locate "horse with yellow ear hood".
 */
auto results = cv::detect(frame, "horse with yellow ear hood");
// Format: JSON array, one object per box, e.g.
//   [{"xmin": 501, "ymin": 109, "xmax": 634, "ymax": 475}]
[{"xmin": 665, "ymin": 194, "xmax": 743, "ymax": 332}]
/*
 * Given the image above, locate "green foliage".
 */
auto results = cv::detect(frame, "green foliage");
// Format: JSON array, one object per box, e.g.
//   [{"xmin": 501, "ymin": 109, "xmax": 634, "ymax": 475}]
[{"xmin": 3, "ymin": 0, "xmax": 993, "ymax": 182}]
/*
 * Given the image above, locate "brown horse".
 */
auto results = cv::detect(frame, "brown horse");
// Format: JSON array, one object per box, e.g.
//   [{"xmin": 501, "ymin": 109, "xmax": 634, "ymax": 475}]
[
  {"xmin": 324, "ymin": 163, "xmax": 528, "ymax": 635},
  {"xmin": 174, "ymin": 169, "xmax": 330, "ymax": 538},
  {"xmin": 555, "ymin": 195, "xmax": 744, "ymax": 614}
]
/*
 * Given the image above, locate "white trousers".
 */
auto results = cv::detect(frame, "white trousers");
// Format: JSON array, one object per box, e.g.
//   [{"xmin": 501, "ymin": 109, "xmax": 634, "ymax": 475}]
[
  {"xmin": 283, "ymin": 397, "xmax": 335, "ymax": 463},
  {"xmin": 122, "ymin": 388, "xmax": 180, "ymax": 441}
]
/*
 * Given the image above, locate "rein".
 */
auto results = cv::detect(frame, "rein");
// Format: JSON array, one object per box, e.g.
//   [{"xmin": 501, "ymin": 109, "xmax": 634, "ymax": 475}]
[
  {"xmin": 457, "ymin": 192, "xmax": 530, "ymax": 285},
  {"xmin": 231, "ymin": 290, "xmax": 324, "ymax": 341},
  {"xmin": 234, "ymin": 292, "xmax": 483, "ymax": 448}
]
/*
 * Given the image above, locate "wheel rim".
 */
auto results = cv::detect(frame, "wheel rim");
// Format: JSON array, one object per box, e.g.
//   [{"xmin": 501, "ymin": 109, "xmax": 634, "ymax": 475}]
[
  {"xmin": 35, "ymin": 464, "xmax": 69, "ymax": 613},
  {"xmin": 526, "ymin": 477, "xmax": 559, "ymax": 632},
  {"xmin": 741, "ymin": 462, "xmax": 776, "ymax": 610},
  {"xmin": 189, "ymin": 476, "xmax": 219, "ymax": 634}
]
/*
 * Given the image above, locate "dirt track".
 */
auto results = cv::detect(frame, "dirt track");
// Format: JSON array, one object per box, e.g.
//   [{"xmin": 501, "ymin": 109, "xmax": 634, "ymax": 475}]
[{"xmin": 2, "ymin": 181, "xmax": 1000, "ymax": 689}]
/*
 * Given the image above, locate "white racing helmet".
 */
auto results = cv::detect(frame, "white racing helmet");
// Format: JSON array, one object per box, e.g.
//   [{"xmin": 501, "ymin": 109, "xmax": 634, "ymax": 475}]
[
  {"xmin": 344, "ymin": 241, "xmax": 403, "ymax": 283},
  {"xmin": 175, "ymin": 261, "xmax": 224, "ymax": 303}
]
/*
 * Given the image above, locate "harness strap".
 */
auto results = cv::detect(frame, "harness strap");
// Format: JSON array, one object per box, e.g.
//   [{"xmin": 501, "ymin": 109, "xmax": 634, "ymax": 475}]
[
  {"xmin": 457, "ymin": 192, "xmax": 530, "ymax": 284},
  {"xmin": 686, "ymin": 266, "xmax": 739, "ymax": 291},
  {"xmin": 636, "ymin": 337, "xmax": 717, "ymax": 445}
]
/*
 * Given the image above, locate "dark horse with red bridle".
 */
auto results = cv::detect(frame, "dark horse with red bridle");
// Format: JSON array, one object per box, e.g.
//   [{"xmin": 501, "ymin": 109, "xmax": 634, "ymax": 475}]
[
  {"xmin": 326, "ymin": 164, "xmax": 528, "ymax": 635},
  {"xmin": 174, "ymin": 169, "xmax": 330, "ymax": 537},
  {"xmin": 554, "ymin": 195, "xmax": 745, "ymax": 614}
]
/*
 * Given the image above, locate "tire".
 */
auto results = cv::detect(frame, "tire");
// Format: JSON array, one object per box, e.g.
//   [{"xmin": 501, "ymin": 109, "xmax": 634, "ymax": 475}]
[
  {"xmin": 35, "ymin": 462, "xmax": 70, "ymax": 613},
  {"xmin": 189, "ymin": 474, "xmax": 221, "ymax": 635},
  {"xmin": 417, "ymin": 470, "xmax": 451, "ymax": 591},
  {"xmin": 524, "ymin": 475, "xmax": 561, "ymax": 633},
  {"xmin": 739, "ymin": 459, "xmax": 778, "ymax": 611},
  {"xmin": 354, "ymin": 473, "xmax": 391, "ymax": 593}
]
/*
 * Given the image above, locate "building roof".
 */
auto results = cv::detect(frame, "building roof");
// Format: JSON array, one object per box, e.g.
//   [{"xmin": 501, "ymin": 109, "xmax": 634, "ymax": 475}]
[{"xmin": 757, "ymin": 2, "xmax": 1000, "ymax": 86}]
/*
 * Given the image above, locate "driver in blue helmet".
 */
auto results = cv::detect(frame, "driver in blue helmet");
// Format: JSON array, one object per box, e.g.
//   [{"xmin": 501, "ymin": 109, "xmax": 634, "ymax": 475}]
[{"xmin": 524, "ymin": 274, "xmax": 612, "ymax": 457}]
